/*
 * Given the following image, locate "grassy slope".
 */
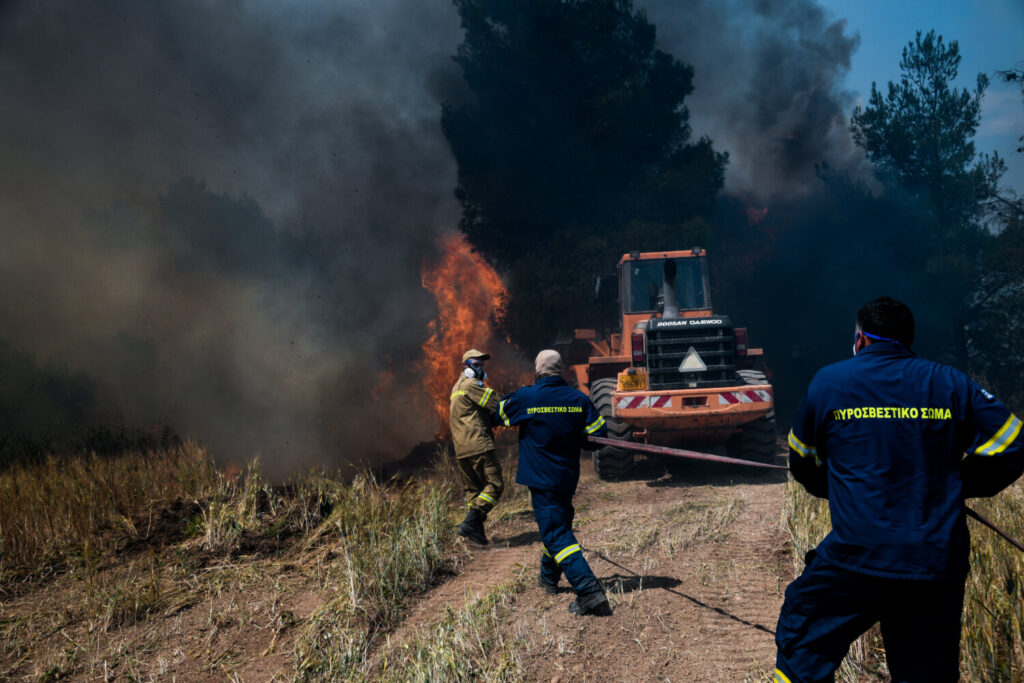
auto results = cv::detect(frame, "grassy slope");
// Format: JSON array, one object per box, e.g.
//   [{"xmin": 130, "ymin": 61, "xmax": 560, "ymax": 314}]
[
  {"xmin": 10, "ymin": 442, "xmax": 1021, "ymax": 681},
  {"xmin": 0, "ymin": 445, "xmax": 531, "ymax": 681}
]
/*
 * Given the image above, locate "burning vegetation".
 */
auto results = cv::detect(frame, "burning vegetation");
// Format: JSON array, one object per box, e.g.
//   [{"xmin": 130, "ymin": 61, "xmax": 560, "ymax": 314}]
[{"xmin": 419, "ymin": 232, "xmax": 527, "ymax": 434}]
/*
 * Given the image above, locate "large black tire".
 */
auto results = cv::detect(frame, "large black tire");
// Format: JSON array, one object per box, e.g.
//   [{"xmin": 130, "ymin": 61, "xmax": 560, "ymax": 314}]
[
  {"xmin": 727, "ymin": 370, "xmax": 777, "ymax": 463},
  {"xmin": 590, "ymin": 377, "xmax": 636, "ymax": 480}
]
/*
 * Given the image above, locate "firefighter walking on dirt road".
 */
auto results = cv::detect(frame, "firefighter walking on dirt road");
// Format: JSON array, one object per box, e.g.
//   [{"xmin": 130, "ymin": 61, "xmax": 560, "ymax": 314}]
[
  {"xmin": 450, "ymin": 349, "xmax": 503, "ymax": 545},
  {"xmin": 499, "ymin": 349, "xmax": 612, "ymax": 616},
  {"xmin": 775, "ymin": 297, "xmax": 1024, "ymax": 683}
]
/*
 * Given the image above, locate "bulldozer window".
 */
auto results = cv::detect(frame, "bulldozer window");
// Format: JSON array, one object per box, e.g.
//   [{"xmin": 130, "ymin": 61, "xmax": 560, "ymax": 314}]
[{"xmin": 625, "ymin": 258, "xmax": 707, "ymax": 313}]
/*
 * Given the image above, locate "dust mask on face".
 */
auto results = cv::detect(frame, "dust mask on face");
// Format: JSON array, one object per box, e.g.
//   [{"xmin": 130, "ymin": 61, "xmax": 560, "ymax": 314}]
[{"xmin": 464, "ymin": 361, "xmax": 486, "ymax": 380}]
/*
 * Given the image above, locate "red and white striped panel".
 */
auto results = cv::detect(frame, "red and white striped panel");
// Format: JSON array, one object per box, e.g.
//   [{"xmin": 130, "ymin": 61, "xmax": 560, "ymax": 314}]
[
  {"xmin": 616, "ymin": 396, "xmax": 673, "ymax": 410},
  {"xmin": 617, "ymin": 396, "xmax": 647, "ymax": 410},
  {"xmin": 717, "ymin": 389, "xmax": 772, "ymax": 405}
]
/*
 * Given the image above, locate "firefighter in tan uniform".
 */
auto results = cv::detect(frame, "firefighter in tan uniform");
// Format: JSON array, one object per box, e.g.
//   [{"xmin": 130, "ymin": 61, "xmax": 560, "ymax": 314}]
[{"xmin": 450, "ymin": 349, "xmax": 504, "ymax": 545}]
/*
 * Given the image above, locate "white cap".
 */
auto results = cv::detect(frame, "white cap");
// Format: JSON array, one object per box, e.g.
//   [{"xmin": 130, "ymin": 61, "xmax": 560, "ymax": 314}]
[{"xmin": 534, "ymin": 349, "xmax": 564, "ymax": 377}]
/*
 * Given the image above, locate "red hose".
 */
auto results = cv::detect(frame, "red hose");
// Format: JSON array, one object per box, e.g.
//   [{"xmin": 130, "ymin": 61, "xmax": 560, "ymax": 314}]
[{"xmin": 586, "ymin": 435, "xmax": 789, "ymax": 471}]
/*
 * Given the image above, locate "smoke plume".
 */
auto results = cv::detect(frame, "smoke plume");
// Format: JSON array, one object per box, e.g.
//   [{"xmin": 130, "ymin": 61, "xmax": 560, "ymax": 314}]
[
  {"xmin": 0, "ymin": 0, "xmax": 464, "ymax": 470},
  {"xmin": 639, "ymin": 0, "xmax": 869, "ymax": 197},
  {"xmin": 1, "ymin": 0, "xmax": 924, "ymax": 467}
]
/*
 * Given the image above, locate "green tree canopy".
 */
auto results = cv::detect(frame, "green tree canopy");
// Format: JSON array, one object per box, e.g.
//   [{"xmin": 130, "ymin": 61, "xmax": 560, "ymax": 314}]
[
  {"xmin": 443, "ymin": 0, "xmax": 726, "ymax": 349},
  {"xmin": 848, "ymin": 31, "xmax": 1007, "ymax": 368},
  {"xmin": 850, "ymin": 30, "xmax": 1005, "ymax": 235}
]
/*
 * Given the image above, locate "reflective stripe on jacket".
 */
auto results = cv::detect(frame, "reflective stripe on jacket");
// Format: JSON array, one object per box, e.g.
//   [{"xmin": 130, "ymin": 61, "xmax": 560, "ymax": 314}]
[
  {"xmin": 499, "ymin": 376, "xmax": 607, "ymax": 493},
  {"xmin": 790, "ymin": 342, "xmax": 1024, "ymax": 579},
  {"xmin": 450, "ymin": 375, "xmax": 498, "ymax": 457}
]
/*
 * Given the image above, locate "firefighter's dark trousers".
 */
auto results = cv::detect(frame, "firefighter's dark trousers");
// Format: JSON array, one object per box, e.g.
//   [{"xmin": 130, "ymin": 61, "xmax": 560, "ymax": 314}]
[
  {"xmin": 457, "ymin": 450, "xmax": 503, "ymax": 514},
  {"xmin": 530, "ymin": 487, "xmax": 601, "ymax": 595},
  {"xmin": 775, "ymin": 550, "xmax": 965, "ymax": 683}
]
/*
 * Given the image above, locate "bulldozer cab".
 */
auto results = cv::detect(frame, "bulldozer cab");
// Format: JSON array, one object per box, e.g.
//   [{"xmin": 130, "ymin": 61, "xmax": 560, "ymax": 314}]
[
  {"xmin": 578, "ymin": 249, "xmax": 722, "ymax": 367},
  {"xmin": 622, "ymin": 253, "xmax": 710, "ymax": 314},
  {"xmin": 619, "ymin": 250, "xmax": 713, "ymax": 339}
]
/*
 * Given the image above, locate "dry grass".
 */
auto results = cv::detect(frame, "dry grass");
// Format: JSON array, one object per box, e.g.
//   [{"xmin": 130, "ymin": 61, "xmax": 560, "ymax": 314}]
[
  {"xmin": 660, "ymin": 493, "xmax": 746, "ymax": 556},
  {"xmin": 0, "ymin": 444, "xmax": 471, "ymax": 681},
  {"xmin": 599, "ymin": 514, "xmax": 660, "ymax": 555},
  {"xmin": 289, "ymin": 444, "xmax": 535, "ymax": 681},
  {"xmin": 0, "ymin": 435, "xmax": 554, "ymax": 681},
  {"xmin": 961, "ymin": 484, "xmax": 1024, "ymax": 680},
  {"xmin": 591, "ymin": 492, "xmax": 746, "ymax": 557},
  {"xmin": 369, "ymin": 568, "xmax": 529, "ymax": 682},
  {"xmin": 785, "ymin": 477, "xmax": 1024, "ymax": 682},
  {"xmin": 292, "ymin": 475, "xmax": 452, "ymax": 681},
  {"xmin": 0, "ymin": 443, "xmax": 217, "ymax": 577}
]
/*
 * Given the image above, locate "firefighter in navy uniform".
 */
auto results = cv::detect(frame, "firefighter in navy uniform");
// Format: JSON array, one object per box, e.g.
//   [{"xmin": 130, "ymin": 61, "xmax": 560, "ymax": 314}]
[
  {"xmin": 450, "ymin": 349, "xmax": 503, "ymax": 545},
  {"xmin": 775, "ymin": 297, "xmax": 1024, "ymax": 683},
  {"xmin": 499, "ymin": 349, "xmax": 612, "ymax": 616}
]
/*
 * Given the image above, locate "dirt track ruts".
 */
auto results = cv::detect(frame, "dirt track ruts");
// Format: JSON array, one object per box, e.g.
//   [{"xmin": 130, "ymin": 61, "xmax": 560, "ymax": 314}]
[{"xmin": 408, "ymin": 448, "xmax": 793, "ymax": 682}]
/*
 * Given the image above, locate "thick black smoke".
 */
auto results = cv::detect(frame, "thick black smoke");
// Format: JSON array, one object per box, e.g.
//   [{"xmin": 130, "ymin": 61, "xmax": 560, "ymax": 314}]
[
  {"xmin": 638, "ymin": 1, "xmax": 1010, "ymax": 422},
  {"xmin": 0, "ymin": 1, "xmax": 464, "ymax": 470},
  {"xmin": 639, "ymin": 0, "xmax": 870, "ymax": 197},
  {"xmin": 3, "ymin": 0, "xmax": 971, "ymax": 467},
  {"xmin": 632, "ymin": 0, "xmax": 874, "ymax": 420}
]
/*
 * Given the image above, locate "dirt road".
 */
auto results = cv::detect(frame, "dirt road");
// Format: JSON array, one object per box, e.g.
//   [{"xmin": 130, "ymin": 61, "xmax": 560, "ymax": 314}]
[{"xmin": 411, "ymin": 451, "xmax": 793, "ymax": 682}]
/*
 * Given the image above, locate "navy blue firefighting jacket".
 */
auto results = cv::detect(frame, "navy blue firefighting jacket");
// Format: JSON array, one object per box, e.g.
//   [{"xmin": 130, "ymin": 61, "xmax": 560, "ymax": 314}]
[
  {"xmin": 498, "ymin": 376, "xmax": 607, "ymax": 493},
  {"xmin": 789, "ymin": 341, "xmax": 1024, "ymax": 580}
]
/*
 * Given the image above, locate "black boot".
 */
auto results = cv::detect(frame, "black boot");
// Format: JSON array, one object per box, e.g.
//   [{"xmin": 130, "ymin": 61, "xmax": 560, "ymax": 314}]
[
  {"xmin": 538, "ymin": 575, "xmax": 558, "ymax": 594},
  {"xmin": 568, "ymin": 589, "xmax": 612, "ymax": 616},
  {"xmin": 457, "ymin": 507, "xmax": 488, "ymax": 545}
]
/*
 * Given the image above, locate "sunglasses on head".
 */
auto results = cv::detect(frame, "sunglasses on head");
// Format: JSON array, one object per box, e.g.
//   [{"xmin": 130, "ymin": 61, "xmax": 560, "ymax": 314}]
[{"xmin": 854, "ymin": 330, "xmax": 898, "ymax": 344}]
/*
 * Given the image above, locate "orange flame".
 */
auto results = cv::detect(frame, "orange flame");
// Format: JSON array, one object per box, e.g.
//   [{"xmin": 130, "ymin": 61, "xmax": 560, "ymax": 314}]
[{"xmin": 420, "ymin": 233, "xmax": 516, "ymax": 433}]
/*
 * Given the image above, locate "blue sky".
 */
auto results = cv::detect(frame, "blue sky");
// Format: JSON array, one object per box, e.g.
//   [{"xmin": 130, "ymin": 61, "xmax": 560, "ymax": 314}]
[{"xmin": 817, "ymin": 0, "xmax": 1024, "ymax": 193}]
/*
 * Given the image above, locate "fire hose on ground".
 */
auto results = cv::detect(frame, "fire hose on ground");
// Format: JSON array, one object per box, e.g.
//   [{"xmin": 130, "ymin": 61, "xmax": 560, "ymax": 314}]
[{"xmin": 585, "ymin": 435, "xmax": 1024, "ymax": 554}]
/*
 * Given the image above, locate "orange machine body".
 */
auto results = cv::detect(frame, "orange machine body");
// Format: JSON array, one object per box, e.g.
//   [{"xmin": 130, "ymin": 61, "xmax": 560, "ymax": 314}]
[{"xmin": 564, "ymin": 249, "xmax": 773, "ymax": 448}]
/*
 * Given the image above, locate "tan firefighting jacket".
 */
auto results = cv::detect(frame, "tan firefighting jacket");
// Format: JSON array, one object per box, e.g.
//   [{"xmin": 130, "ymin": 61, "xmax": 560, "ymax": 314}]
[{"xmin": 450, "ymin": 374, "xmax": 499, "ymax": 458}]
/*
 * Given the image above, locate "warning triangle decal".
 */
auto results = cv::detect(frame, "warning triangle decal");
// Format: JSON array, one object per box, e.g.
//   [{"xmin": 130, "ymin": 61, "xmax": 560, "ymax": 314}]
[{"xmin": 679, "ymin": 346, "xmax": 707, "ymax": 372}]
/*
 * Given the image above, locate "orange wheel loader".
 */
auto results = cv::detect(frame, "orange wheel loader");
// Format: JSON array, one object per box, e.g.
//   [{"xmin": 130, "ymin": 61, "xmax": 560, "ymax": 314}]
[{"xmin": 559, "ymin": 248, "xmax": 776, "ymax": 480}]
